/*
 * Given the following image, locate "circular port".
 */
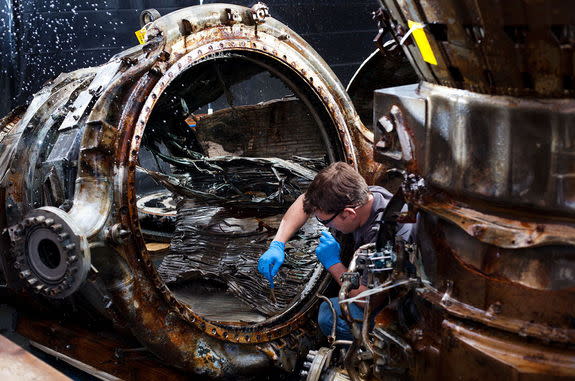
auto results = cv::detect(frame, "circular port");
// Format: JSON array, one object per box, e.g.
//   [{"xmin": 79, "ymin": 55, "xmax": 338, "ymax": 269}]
[
  {"xmin": 37, "ymin": 239, "xmax": 61, "ymax": 269},
  {"xmin": 134, "ymin": 50, "xmax": 348, "ymax": 337}
]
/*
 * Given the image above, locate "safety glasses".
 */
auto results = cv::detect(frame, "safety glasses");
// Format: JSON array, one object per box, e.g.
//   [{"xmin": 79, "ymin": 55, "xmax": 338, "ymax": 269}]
[
  {"xmin": 315, "ymin": 204, "xmax": 362, "ymax": 226},
  {"xmin": 315, "ymin": 210, "xmax": 342, "ymax": 226}
]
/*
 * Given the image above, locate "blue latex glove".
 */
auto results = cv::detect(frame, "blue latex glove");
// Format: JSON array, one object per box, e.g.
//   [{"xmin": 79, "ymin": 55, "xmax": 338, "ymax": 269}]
[
  {"xmin": 257, "ymin": 241, "xmax": 285, "ymax": 287},
  {"xmin": 315, "ymin": 231, "xmax": 341, "ymax": 269}
]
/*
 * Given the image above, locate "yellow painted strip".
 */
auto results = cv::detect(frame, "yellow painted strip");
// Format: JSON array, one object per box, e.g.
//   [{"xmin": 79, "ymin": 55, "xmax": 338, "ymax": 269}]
[
  {"xmin": 135, "ymin": 28, "xmax": 147, "ymax": 44},
  {"xmin": 408, "ymin": 20, "xmax": 438, "ymax": 65}
]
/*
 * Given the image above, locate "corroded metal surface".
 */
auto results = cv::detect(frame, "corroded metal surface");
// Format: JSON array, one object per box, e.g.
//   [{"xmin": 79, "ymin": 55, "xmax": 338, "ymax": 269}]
[
  {"xmin": 378, "ymin": 0, "xmax": 575, "ymax": 97},
  {"xmin": 414, "ymin": 198, "xmax": 575, "ymax": 249},
  {"xmin": 158, "ymin": 198, "xmax": 323, "ymax": 317},
  {"xmin": 374, "ymin": 83, "xmax": 575, "ymax": 214},
  {"xmin": 365, "ymin": 80, "xmax": 575, "ymax": 380},
  {"xmin": 328, "ymin": 2, "xmax": 575, "ymax": 380},
  {"xmin": 439, "ymin": 320, "xmax": 575, "ymax": 380},
  {"xmin": 0, "ymin": 3, "xmax": 375, "ymax": 378}
]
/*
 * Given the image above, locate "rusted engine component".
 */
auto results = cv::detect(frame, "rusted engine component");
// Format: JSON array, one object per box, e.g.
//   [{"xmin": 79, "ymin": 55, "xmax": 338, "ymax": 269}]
[
  {"xmin": 9, "ymin": 207, "xmax": 91, "ymax": 298},
  {"xmin": 367, "ymin": 81, "xmax": 575, "ymax": 378},
  {"xmin": 347, "ymin": 49, "xmax": 418, "ymax": 133},
  {"xmin": 352, "ymin": 0, "xmax": 575, "ymax": 380},
  {"xmin": 336, "ymin": 203, "xmax": 420, "ymax": 381},
  {"xmin": 345, "ymin": 47, "xmax": 419, "ymax": 190},
  {"xmin": 297, "ymin": 1, "xmax": 575, "ymax": 381},
  {"xmin": 140, "ymin": 156, "xmax": 318, "ymax": 209},
  {"xmin": 376, "ymin": 0, "xmax": 575, "ymax": 97},
  {"xmin": 375, "ymin": 83, "xmax": 575, "ymax": 214},
  {"xmin": 158, "ymin": 198, "xmax": 323, "ymax": 318},
  {"xmin": 0, "ymin": 3, "xmax": 378, "ymax": 378}
]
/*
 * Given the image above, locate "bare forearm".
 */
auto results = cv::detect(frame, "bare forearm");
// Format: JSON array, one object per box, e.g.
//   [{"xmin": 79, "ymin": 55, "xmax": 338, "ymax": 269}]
[{"xmin": 273, "ymin": 194, "xmax": 309, "ymax": 243}]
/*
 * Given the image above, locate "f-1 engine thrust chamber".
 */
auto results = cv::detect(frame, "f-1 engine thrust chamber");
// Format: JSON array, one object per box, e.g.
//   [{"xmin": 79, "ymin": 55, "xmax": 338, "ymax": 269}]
[
  {"xmin": 0, "ymin": 4, "xmax": 376, "ymax": 378},
  {"xmin": 137, "ymin": 52, "xmax": 332, "ymax": 325}
]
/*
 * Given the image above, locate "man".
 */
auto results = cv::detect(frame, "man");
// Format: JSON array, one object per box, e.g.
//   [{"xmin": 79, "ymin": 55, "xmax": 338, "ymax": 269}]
[{"xmin": 257, "ymin": 162, "xmax": 411, "ymax": 340}]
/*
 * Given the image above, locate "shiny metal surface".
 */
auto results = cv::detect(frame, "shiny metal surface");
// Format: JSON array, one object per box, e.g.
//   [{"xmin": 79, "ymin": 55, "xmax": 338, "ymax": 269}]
[
  {"xmin": 374, "ymin": 82, "xmax": 575, "ymax": 215},
  {"xmin": 377, "ymin": 0, "xmax": 575, "ymax": 97},
  {"xmin": 0, "ymin": 3, "xmax": 377, "ymax": 378}
]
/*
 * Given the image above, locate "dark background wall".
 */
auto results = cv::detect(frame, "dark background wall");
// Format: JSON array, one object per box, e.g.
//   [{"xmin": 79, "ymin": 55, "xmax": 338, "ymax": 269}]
[{"xmin": 0, "ymin": 0, "xmax": 380, "ymax": 117}]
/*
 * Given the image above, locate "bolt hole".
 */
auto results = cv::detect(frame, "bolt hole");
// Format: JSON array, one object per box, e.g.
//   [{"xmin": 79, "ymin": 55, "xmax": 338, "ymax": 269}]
[
  {"xmin": 428, "ymin": 23, "xmax": 448, "ymax": 41},
  {"xmin": 38, "ymin": 239, "xmax": 61, "ymax": 269}
]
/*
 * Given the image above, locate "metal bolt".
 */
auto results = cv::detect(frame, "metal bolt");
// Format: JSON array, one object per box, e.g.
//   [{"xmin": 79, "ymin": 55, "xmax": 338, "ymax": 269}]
[
  {"xmin": 15, "ymin": 225, "xmax": 24, "ymax": 236},
  {"xmin": 19, "ymin": 270, "xmax": 30, "ymax": 278},
  {"xmin": 250, "ymin": 2, "xmax": 269, "ymax": 24},
  {"xmin": 158, "ymin": 50, "xmax": 170, "ymax": 62},
  {"xmin": 108, "ymin": 224, "xmax": 131, "ymax": 244},
  {"xmin": 378, "ymin": 115, "xmax": 395, "ymax": 133}
]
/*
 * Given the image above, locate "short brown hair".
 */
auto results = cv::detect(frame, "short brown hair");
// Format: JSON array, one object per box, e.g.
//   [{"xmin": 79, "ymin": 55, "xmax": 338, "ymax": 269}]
[{"xmin": 303, "ymin": 162, "xmax": 369, "ymax": 215}]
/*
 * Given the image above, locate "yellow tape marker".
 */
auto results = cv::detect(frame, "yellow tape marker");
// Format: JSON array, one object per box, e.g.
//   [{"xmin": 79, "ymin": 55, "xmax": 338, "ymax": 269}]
[
  {"xmin": 407, "ymin": 20, "xmax": 438, "ymax": 65},
  {"xmin": 135, "ymin": 28, "xmax": 147, "ymax": 44}
]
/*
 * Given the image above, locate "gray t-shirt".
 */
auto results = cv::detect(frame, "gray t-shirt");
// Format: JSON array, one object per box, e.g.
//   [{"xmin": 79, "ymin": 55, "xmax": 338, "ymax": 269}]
[
  {"xmin": 352, "ymin": 186, "xmax": 412, "ymax": 287},
  {"xmin": 352, "ymin": 186, "xmax": 412, "ymax": 251}
]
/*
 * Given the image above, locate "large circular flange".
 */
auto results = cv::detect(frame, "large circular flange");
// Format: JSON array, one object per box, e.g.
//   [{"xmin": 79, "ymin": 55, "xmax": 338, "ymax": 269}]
[
  {"xmin": 10, "ymin": 207, "xmax": 90, "ymax": 298},
  {"xmin": 126, "ymin": 31, "xmax": 356, "ymax": 345}
]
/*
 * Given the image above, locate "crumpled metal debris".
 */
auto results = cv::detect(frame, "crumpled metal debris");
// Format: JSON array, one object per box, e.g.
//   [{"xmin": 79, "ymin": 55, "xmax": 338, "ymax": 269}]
[
  {"xmin": 138, "ymin": 155, "xmax": 319, "ymax": 210},
  {"xmin": 156, "ymin": 198, "xmax": 324, "ymax": 317}
]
